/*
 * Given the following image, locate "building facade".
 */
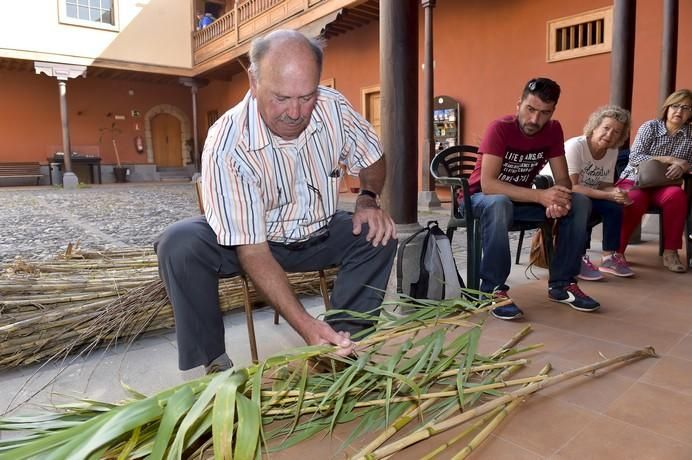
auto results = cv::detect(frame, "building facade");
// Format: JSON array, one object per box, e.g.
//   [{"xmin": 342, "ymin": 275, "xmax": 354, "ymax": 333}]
[{"xmin": 0, "ymin": 0, "xmax": 690, "ymax": 185}]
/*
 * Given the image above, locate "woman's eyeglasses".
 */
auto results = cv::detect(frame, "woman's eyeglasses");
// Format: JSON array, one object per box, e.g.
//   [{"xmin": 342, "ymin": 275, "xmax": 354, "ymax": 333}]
[{"xmin": 670, "ymin": 103, "xmax": 692, "ymax": 113}]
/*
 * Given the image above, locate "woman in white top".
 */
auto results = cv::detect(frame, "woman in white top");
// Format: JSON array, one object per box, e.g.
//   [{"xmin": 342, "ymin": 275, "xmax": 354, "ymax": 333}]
[{"xmin": 565, "ymin": 105, "xmax": 633, "ymax": 280}]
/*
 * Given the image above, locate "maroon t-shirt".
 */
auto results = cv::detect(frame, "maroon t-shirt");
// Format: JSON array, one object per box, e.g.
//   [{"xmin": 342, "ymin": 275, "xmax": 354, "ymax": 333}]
[{"xmin": 465, "ymin": 115, "xmax": 565, "ymax": 197}]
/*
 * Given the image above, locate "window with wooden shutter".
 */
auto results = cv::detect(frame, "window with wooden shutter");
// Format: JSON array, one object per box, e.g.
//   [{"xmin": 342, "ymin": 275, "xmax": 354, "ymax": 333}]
[{"xmin": 547, "ymin": 7, "xmax": 613, "ymax": 62}]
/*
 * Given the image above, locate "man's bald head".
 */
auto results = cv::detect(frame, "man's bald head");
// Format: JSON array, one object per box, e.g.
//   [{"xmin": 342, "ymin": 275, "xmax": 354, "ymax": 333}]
[{"xmin": 248, "ymin": 29, "xmax": 324, "ymax": 80}]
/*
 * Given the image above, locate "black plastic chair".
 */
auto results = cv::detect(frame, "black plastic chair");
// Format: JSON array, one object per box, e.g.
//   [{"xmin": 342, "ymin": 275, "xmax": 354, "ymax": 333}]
[{"xmin": 430, "ymin": 145, "xmax": 554, "ymax": 290}]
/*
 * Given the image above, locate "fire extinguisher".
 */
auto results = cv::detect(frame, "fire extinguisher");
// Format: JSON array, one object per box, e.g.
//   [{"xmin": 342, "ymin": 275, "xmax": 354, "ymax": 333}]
[{"xmin": 134, "ymin": 135, "xmax": 144, "ymax": 153}]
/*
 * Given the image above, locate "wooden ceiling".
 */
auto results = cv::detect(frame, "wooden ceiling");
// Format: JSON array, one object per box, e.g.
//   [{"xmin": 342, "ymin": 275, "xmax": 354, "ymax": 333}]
[
  {"xmin": 87, "ymin": 67, "xmax": 183, "ymax": 84},
  {"xmin": 0, "ymin": 57, "xmax": 34, "ymax": 73},
  {"xmin": 323, "ymin": 0, "xmax": 379, "ymax": 39},
  {"xmin": 0, "ymin": 56, "xmax": 185, "ymax": 84}
]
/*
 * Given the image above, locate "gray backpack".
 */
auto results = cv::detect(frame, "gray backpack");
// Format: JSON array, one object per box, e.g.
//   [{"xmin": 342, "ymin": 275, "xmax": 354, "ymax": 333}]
[{"xmin": 396, "ymin": 221, "xmax": 464, "ymax": 300}]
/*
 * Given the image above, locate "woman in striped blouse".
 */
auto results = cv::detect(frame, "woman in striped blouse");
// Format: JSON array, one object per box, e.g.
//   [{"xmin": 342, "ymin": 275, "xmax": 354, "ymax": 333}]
[{"xmin": 617, "ymin": 89, "xmax": 692, "ymax": 272}]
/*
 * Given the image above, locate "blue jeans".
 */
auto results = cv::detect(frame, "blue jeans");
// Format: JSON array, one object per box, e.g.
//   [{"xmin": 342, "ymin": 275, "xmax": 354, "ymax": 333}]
[
  {"xmin": 466, "ymin": 192, "xmax": 591, "ymax": 293},
  {"xmin": 586, "ymin": 198, "xmax": 623, "ymax": 253}
]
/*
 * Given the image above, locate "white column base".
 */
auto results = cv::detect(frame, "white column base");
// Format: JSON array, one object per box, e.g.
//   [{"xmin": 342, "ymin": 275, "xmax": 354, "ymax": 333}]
[
  {"xmin": 62, "ymin": 172, "xmax": 79, "ymax": 190},
  {"xmin": 417, "ymin": 191, "xmax": 441, "ymax": 210}
]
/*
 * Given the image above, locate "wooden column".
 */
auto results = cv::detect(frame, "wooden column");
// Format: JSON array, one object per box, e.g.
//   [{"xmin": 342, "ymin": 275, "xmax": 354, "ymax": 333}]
[
  {"xmin": 58, "ymin": 81, "xmax": 73, "ymax": 173},
  {"xmin": 179, "ymin": 78, "xmax": 207, "ymax": 172},
  {"xmin": 421, "ymin": 0, "xmax": 435, "ymax": 191},
  {"xmin": 380, "ymin": 0, "xmax": 419, "ymax": 224},
  {"xmin": 418, "ymin": 0, "xmax": 440, "ymax": 209},
  {"xmin": 608, "ymin": 1, "xmax": 640, "ymax": 242},
  {"xmin": 609, "ymin": 0, "xmax": 636, "ymax": 113},
  {"xmin": 659, "ymin": 0, "xmax": 678, "ymax": 104}
]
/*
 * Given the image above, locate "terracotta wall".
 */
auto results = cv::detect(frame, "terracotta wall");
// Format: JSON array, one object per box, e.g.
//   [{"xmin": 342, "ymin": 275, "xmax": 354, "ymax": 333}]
[
  {"xmin": 10, "ymin": 0, "xmax": 680, "ymax": 179},
  {"xmin": 0, "ymin": 69, "xmax": 192, "ymax": 165},
  {"xmin": 197, "ymin": 73, "xmax": 250, "ymax": 141},
  {"xmin": 429, "ymin": 0, "xmax": 691, "ymax": 146},
  {"xmin": 195, "ymin": 0, "xmax": 691, "ymax": 191}
]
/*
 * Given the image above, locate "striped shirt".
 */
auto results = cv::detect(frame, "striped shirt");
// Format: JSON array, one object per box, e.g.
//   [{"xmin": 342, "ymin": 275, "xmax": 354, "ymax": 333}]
[
  {"xmin": 620, "ymin": 119, "xmax": 692, "ymax": 180},
  {"xmin": 201, "ymin": 86, "xmax": 382, "ymax": 246}
]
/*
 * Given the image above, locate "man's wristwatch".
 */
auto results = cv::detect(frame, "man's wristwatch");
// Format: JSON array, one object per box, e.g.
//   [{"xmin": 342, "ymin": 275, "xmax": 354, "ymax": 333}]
[{"xmin": 358, "ymin": 189, "xmax": 377, "ymax": 200}]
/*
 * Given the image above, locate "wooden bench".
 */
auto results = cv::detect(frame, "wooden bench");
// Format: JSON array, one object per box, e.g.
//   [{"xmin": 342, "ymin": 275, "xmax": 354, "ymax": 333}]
[{"xmin": 0, "ymin": 162, "xmax": 43, "ymax": 185}]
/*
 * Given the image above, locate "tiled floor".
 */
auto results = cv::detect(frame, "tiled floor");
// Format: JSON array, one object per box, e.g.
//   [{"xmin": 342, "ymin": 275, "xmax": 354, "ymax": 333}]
[
  {"xmin": 2, "ymin": 216, "xmax": 691, "ymax": 458},
  {"xmin": 267, "ymin": 241, "xmax": 692, "ymax": 459}
]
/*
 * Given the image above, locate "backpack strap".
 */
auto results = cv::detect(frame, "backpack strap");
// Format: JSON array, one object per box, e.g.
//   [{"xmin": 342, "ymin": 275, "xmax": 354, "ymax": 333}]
[
  {"xmin": 429, "ymin": 223, "xmax": 463, "ymax": 298},
  {"xmin": 396, "ymin": 225, "xmax": 429, "ymax": 294}
]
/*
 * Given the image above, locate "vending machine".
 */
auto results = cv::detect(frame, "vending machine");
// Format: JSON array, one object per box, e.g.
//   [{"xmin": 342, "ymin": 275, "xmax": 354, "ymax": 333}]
[{"xmin": 433, "ymin": 95, "xmax": 461, "ymax": 152}]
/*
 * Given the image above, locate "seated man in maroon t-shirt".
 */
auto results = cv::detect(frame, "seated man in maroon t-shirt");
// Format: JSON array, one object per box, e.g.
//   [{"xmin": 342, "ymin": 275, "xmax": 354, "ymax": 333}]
[{"xmin": 463, "ymin": 77, "xmax": 599, "ymax": 320}]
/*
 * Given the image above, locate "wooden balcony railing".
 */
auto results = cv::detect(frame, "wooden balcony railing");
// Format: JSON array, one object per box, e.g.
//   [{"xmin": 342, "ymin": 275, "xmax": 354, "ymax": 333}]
[
  {"xmin": 192, "ymin": 0, "xmax": 329, "ymax": 65},
  {"xmin": 237, "ymin": 0, "xmax": 284, "ymax": 24},
  {"xmin": 193, "ymin": 9, "xmax": 235, "ymax": 49}
]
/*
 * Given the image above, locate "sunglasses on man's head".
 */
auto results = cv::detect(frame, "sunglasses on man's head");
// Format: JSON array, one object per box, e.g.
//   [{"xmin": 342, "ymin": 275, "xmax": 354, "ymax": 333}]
[{"xmin": 527, "ymin": 79, "xmax": 541, "ymax": 91}]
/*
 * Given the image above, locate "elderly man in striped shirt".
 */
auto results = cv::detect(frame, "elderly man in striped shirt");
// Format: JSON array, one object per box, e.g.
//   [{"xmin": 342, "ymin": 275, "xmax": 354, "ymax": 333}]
[{"xmin": 155, "ymin": 29, "xmax": 397, "ymax": 373}]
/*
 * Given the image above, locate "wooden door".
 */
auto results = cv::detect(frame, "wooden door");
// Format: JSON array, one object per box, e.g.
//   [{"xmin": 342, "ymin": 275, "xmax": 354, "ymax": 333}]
[
  {"xmin": 341, "ymin": 86, "xmax": 381, "ymax": 193},
  {"xmin": 152, "ymin": 113, "xmax": 182, "ymax": 167},
  {"xmin": 365, "ymin": 91, "xmax": 381, "ymax": 137}
]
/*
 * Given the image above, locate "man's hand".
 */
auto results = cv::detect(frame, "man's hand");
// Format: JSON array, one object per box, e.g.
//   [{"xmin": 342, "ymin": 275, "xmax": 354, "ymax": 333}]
[
  {"xmin": 540, "ymin": 185, "xmax": 572, "ymax": 218},
  {"xmin": 301, "ymin": 318, "xmax": 355, "ymax": 356},
  {"xmin": 352, "ymin": 196, "xmax": 397, "ymax": 247},
  {"xmin": 539, "ymin": 185, "xmax": 572, "ymax": 210},
  {"xmin": 545, "ymin": 203, "xmax": 569, "ymax": 218}
]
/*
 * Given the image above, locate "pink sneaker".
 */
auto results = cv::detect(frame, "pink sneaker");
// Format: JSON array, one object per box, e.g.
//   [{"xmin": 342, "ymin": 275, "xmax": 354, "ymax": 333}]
[
  {"xmin": 578, "ymin": 255, "xmax": 604, "ymax": 281},
  {"xmin": 599, "ymin": 253, "xmax": 634, "ymax": 277}
]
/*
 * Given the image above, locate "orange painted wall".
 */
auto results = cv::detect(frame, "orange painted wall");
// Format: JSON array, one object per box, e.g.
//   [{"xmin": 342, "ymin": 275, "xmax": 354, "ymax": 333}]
[
  {"xmin": 429, "ymin": 0, "xmax": 691, "ymax": 145},
  {"xmin": 197, "ymin": 73, "xmax": 249, "ymax": 141},
  {"xmin": 320, "ymin": 21, "xmax": 380, "ymax": 115},
  {"xmin": 0, "ymin": 69, "xmax": 192, "ymax": 164},
  {"xmin": 18, "ymin": 0, "xmax": 678, "ymax": 181}
]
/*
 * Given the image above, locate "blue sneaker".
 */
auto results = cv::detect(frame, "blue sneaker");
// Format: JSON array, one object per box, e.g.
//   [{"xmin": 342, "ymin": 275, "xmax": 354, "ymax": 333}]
[
  {"xmin": 548, "ymin": 283, "xmax": 600, "ymax": 312},
  {"xmin": 490, "ymin": 290, "xmax": 524, "ymax": 320}
]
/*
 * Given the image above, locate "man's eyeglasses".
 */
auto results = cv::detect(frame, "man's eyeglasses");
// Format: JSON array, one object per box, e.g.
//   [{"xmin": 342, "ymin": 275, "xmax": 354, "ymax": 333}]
[
  {"xmin": 670, "ymin": 103, "xmax": 692, "ymax": 113},
  {"xmin": 268, "ymin": 183, "xmax": 330, "ymax": 250}
]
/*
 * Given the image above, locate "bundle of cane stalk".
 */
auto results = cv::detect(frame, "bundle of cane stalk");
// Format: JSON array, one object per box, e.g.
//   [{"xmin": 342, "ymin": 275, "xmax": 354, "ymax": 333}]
[
  {"xmin": 0, "ymin": 246, "xmax": 335, "ymax": 370},
  {"xmin": 0, "ymin": 296, "xmax": 656, "ymax": 459}
]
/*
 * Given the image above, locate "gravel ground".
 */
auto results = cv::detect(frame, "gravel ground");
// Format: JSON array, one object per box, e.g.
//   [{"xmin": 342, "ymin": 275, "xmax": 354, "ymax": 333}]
[
  {"xmin": 0, "ymin": 183, "xmax": 199, "ymax": 264},
  {"xmin": 0, "ymin": 183, "xmax": 535, "ymax": 276}
]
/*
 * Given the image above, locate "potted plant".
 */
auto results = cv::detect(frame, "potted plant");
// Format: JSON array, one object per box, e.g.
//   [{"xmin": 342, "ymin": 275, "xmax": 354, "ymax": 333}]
[{"xmin": 99, "ymin": 122, "xmax": 127, "ymax": 183}]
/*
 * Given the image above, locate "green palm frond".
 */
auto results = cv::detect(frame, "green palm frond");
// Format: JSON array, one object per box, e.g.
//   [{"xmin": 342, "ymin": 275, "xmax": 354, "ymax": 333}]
[{"xmin": 0, "ymin": 295, "xmax": 656, "ymax": 459}]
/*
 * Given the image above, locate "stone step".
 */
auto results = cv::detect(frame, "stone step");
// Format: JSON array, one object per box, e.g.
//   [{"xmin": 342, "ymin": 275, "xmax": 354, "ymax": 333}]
[
  {"xmin": 160, "ymin": 175, "xmax": 191, "ymax": 182},
  {"xmin": 157, "ymin": 167, "xmax": 191, "ymax": 182}
]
